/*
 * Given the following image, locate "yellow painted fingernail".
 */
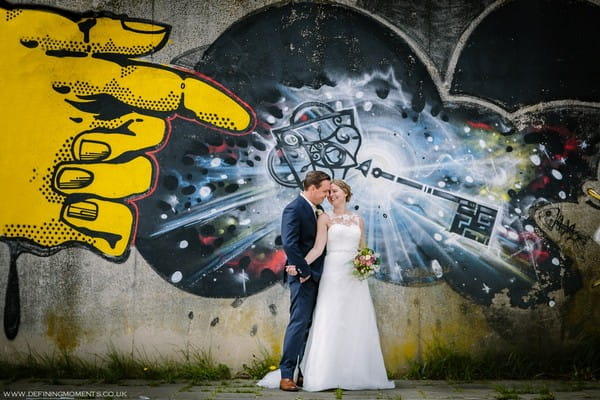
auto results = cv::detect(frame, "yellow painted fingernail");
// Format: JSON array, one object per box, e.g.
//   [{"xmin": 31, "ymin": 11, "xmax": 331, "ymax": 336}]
[
  {"xmin": 122, "ymin": 20, "xmax": 169, "ymax": 33},
  {"xmin": 79, "ymin": 140, "xmax": 110, "ymax": 161},
  {"xmin": 56, "ymin": 168, "xmax": 93, "ymax": 189},
  {"xmin": 586, "ymin": 188, "xmax": 600, "ymax": 201},
  {"xmin": 66, "ymin": 201, "xmax": 98, "ymax": 221}
]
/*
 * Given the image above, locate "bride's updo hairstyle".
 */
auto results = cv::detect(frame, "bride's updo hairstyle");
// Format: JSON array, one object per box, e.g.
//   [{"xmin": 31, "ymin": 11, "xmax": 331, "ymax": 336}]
[{"xmin": 331, "ymin": 179, "xmax": 352, "ymax": 202}]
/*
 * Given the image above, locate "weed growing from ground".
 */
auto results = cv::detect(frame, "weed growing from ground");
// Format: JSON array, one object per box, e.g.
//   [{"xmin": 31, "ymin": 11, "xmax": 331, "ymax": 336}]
[
  {"xmin": 405, "ymin": 336, "xmax": 600, "ymax": 381},
  {"xmin": 241, "ymin": 347, "xmax": 279, "ymax": 379},
  {"xmin": 0, "ymin": 345, "xmax": 230, "ymax": 383}
]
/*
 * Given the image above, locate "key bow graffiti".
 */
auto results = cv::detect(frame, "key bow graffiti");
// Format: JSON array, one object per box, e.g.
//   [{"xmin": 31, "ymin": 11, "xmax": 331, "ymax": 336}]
[{"xmin": 268, "ymin": 102, "xmax": 361, "ymax": 187}]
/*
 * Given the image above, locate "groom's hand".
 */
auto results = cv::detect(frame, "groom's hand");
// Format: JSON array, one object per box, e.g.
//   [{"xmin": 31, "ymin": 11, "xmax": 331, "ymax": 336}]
[
  {"xmin": 285, "ymin": 266, "xmax": 310, "ymax": 282},
  {"xmin": 286, "ymin": 265, "xmax": 298, "ymax": 276}
]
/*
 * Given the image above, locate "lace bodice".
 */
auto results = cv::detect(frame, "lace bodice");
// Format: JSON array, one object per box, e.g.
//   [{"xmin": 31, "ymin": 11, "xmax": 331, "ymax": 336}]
[{"xmin": 326, "ymin": 213, "xmax": 361, "ymax": 253}]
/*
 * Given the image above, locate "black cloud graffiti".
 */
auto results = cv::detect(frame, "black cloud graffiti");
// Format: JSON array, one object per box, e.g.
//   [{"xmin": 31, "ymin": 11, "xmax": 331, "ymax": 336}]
[{"xmin": 135, "ymin": 0, "xmax": 600, "ymax": 308}]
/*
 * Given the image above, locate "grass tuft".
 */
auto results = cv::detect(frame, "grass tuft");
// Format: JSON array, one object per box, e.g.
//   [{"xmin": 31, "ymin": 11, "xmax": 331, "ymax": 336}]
[
  {"xmin": 0, "ymin": 346, "xmax": 230, "ymax": 383},
  {"xmin": 405, "ymin": 336, "xmax": 600, "ymax": 381},
  {"xmin": 241, "ymin": 348, "xmax": 279, "ymax": 379}
]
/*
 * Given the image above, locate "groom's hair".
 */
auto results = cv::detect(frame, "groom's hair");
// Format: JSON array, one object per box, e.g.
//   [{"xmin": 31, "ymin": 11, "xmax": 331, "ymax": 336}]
[{"xmin": 303, "ymin": 170, "xmax": 331, "ymax": 190}]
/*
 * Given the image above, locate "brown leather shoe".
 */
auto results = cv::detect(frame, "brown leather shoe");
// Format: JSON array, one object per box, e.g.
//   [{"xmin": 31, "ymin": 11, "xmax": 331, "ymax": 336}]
[
  {"xmin": 297, "ymin": 376, "xmax": 304, "ymax": 387},
  {"xmin": 279, "ymin": 378, "xmax": 299, "ymax": 391}
]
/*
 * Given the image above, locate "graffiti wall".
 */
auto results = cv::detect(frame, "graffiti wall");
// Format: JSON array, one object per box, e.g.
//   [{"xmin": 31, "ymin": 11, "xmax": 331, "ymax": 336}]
[{"xmin": 1, "ymin": 0, "xmax": 599, "ymax": 368}]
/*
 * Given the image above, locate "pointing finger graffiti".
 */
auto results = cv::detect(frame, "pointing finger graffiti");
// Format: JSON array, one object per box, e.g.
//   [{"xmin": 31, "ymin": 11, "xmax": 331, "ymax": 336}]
[
  {"xmin": 0, "ymin": 3, "xmax": 253, "ymax": 257},
  {"xmin": 0, "ymin": 2, "xmax": 254, "ymax": 338}
]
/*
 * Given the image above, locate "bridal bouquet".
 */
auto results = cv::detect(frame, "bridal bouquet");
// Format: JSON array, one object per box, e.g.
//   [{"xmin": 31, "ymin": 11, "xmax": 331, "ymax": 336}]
[{"xmin": 352, "ymin": 247, "xmax": 380, "ymax": 280}]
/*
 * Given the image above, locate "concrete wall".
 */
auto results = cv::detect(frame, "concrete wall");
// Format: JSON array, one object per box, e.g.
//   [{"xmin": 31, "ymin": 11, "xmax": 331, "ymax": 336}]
[{"xmin": 1, "ymin": 0, "xmax": 599, "ymax": 372}]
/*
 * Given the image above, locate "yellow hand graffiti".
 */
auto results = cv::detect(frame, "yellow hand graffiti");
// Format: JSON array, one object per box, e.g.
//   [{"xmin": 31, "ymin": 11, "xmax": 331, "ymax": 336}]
[{"xmin": 0, "ymin": 4, "xmax": 254, "ymax": 258}]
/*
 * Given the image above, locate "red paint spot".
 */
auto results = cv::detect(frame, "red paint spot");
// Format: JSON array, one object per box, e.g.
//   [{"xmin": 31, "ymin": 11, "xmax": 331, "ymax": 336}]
[
  {"xmin": 564, "ymin": 138, "xmax": 578, "ymax": 152},
  {"xmin": 208, "ymin": 143, "xmax": 229, "ymax": 153},
  {"xmin": 225, "ymin": 249, "xmax": 287, "ymax": 278},
  {"xmin": 199, "ymin": 235, "xmax": 217, "ymax": 246},
  {"xmin": 528, "ymin": 175, "xmax": 551, "ymax": 191},
  {"xmin": 247, "ymin": 250, "xmax": 287, "ymax": 277},
  {"xmin": 467, "ymin": 121, "xmax": 494, "ymax": 131},
  {"xmin": 517, "ymin": 231, "xmax": 550, "ymax": 264}
]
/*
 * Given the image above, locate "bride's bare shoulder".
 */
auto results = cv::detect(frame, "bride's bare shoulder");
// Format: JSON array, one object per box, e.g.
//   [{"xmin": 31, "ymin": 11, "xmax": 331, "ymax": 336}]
[{"xmin": 317, "ymin": 212, "xmax": 331, "ymax": 223}]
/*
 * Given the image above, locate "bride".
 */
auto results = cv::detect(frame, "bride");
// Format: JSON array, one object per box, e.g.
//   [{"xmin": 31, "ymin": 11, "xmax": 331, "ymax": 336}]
[{"xmin": 258, "ymin": 179, "xmax": 395, "ymax": 391}]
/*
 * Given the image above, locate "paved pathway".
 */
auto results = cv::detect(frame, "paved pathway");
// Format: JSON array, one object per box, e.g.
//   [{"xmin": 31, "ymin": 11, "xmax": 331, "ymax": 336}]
[{"xmin": 2, "ymin": 379, "xmax": 600, "ymax": 399}]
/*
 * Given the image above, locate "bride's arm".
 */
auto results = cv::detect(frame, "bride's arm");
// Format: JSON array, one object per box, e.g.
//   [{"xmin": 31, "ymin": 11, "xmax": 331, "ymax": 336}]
[
  {"xmin": 304, "ymin": 213, "xmax": 329, "ymax": 265},
  {"xmin": 358, "ymin": 215, "xmax": 366, "ymax": 249}
]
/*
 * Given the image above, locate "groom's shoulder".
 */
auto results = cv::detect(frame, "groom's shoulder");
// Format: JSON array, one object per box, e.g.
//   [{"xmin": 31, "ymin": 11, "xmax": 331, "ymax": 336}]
[
  {"xmin": 285, "ymin": 194, "xmax": 302, "ymax": 207},
  {"xmin": 283, "ymin": 195, "xmax": 304, "ymax": 213}
]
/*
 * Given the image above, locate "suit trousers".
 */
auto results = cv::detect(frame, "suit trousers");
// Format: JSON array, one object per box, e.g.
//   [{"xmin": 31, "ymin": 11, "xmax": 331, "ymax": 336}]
[{"xmin": 279, "ymin": 278, "xmax": 318, "ymax": 379}]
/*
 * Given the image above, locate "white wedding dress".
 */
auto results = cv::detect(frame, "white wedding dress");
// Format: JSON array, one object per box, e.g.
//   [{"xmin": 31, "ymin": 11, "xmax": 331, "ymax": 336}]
[{"xmin": 257, "ymin": 213, "xmax": 394, "ymax": 391}]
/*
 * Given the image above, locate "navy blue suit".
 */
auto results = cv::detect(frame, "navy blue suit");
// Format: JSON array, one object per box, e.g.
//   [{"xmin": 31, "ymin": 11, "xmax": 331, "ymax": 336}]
[{"xmin": 279, "ymin": 195, "xmax": 325, "ymax": 380}]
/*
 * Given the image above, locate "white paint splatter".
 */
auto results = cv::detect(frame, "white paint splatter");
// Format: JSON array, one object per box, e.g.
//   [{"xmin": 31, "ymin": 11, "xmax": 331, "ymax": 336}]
[
  {"xmin": 525, "ymin": 224, "xmax": 535, "ymax": 232},
  {"xmin": 210, "ymin": 158, "xmax": 222, "ymax": 167},
  {"xmin": 530, "ymin": 154, "xmax": 541, "ymax": 166},
  {"xmin": 171, "ymin": 271, "xmax": 183, "ymax": 283},
  {"xmin": 482, "ymin": 283, "xmax": 491, "ymax": 294},
  {"xmin": 179, "ymin": 240, "xmax": 189, "ymax": 249},
  {"xmin": 199, "ymin": 186, "xmax": 212, "ymax": 197},
  {"xmin": 431, "ymin": 259, "xmax": 443, "ymax": 278},
  {"xmin": 433, "ymin": 233, "xmax": 443, "ymax": 241},
  {"xmin": 551, "ymin": 169, "xmax": 563, "ymax": 180}
]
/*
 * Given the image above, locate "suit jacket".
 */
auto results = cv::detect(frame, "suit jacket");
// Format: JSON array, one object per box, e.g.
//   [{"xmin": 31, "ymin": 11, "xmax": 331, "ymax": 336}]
[{"xmin": 281, "ymin": 195, "xmax": 325, "ymax": 282}]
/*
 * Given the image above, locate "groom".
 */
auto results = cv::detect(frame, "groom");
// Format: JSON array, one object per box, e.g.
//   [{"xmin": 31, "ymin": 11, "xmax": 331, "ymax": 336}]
[{"xmin": 279, "ymin": 170, "xmax": 331, "ymax": 391}]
